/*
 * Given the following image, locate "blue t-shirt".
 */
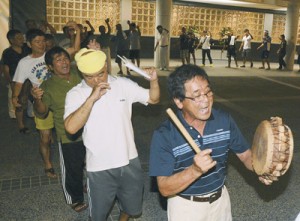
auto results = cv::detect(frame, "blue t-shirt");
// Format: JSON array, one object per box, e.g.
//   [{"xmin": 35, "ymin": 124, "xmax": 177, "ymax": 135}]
[
  {"xmin": 262, "ymin": 36, "xmax": 271, "ymax": 51},
  {"xmin": 149, "ymin": 108, "xmax": 250, "ymax": 196}
]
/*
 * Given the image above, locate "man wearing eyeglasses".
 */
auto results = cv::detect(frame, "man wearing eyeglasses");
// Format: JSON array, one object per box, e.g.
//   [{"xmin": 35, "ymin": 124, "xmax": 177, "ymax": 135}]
[{"xmin": 149, "ymin": 64, "xmax": 258, "ymax": 221}]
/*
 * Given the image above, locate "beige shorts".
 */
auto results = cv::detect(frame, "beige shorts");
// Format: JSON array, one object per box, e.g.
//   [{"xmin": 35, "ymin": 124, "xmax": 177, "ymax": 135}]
[
  {"xmin": 167, "ymin": 186, "xmax": 232, "ymax": 221},
  {"xmin": 35, "ymin": 111, "xmax": 54, "ymax": 130}
]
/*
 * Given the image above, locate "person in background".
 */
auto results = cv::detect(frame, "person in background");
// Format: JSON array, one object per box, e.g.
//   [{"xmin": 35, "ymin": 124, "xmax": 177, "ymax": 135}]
[
  {"xmin": 39, "ymin": 20, "xmax": 57, "ymax": 35},
  {"xmin": 196, "ymin": 30, "xmax": 213, "ymax": 67},
  {"xmin": 45, "ymin": 34, "xmax": 56, "ymax": 51},
  {"xmin": 79, "ymin": 20, "xmax": 95, "ymax": 48},
  {"xmin": 112, "ymin": 23, "xmax": 130, "ymax": 75},
  {"xmin": 154, "ymin": 25, "xmax": 169, "ymax": 71},
  {"xmin": 96, "ymin": 18, "xmax": 112, "ymax": 74},
  {"xmin": 257, "ymin": 30, "xmax": 271, "ymax": 70},
  {"xmin": 188, "ymin": 31, "xmax": 197, "ymax": 65},
  {"xmin": 59, "ymin": 26, "xmax": 72, "ymax": 49},
  {"xmin": 1, "ymin": 30, "xmax": 31, "ymax": 129},
  {"xmin": 276, "ymin": 34, "xmax": 287, "ymax": 70},
  {"xmin": 25, "ymin": 19, "xmax": 37, "ymax": 30},
  {"xmin": 63, "ymin": 48, "xmax": 160, "ymax": 221},
  {"xmin": 128, "ymin": 22, "xmax": 141, "ymax": 68},
  {"xmin": 12, "ymin": 29, "xmax": 55, "ymax": 178},
  {"xmin": 179, "ymin": 27, "xmax": 189, "ymax": 65},
  {"xmin": 222, "ymin": 31, "xmax": 239, "ymax": 68},
  {"xmin": 239, "ymin": 29, "xmax": 253, "ymax": 68}
]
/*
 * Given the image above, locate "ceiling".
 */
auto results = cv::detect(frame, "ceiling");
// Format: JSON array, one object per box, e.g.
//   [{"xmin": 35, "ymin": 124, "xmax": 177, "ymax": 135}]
[{"xmin": 178, "ymin": 0, "xmax": 289, "ymax": 11}]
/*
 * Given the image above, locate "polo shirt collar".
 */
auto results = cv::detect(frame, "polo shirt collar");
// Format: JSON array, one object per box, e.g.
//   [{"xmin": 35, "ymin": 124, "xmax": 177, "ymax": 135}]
[{"xmin": 175, "ymin": 109, "xmax": 215, "ymax": 130}]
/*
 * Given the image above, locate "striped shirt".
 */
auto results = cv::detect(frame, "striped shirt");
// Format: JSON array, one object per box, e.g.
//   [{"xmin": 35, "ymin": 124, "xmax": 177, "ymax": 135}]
[{"xmin": 149, "ymin": 108, "xmax": 249, "ymax": 196}]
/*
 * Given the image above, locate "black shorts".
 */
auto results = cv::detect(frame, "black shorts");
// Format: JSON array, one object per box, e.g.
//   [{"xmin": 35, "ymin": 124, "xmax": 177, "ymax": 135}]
[
  {"xmin": 115, "ymin": 50, "xmax": 129, "ymax": 63},
  {"xmin": 261, "ymin": 50, "xmax": 270, "ymax": 59},
  {"xmin": 129, "ymin": 50, "xmax": 140, "ymax": 59},
  {"xmin": 227, "ymin": 46, "xmax": 236, "ymax": 58}
]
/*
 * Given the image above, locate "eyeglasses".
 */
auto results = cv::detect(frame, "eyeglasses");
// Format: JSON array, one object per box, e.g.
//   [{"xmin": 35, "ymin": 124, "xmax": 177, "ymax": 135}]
[{"xmin": 184, "ymin": 90, "xmax": 213, "ymax": 103}]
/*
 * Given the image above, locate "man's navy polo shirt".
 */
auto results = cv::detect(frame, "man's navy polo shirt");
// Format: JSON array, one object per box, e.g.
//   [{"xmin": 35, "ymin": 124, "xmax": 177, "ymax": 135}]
[{"xmin": 149, "ymin": 108, "xmax": 250, "ymax": 196}]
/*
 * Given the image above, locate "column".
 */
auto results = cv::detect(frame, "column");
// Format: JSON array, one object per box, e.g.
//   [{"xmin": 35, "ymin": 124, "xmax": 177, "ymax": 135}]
[
  {"xmin": 120, "ymin": 0, "xmax": 132, "ymax": 29},
  {"xmin": 154, "ymin": 0, "xmax": 172, "ymax": 68},
  {"xmin": 264, "ymin": 14, "xmax": 273, "ymax": 34},
  {"xmin": 0, "ymin": 0, "xmax": 9, "ymax": 55},
  {"xmin": 284, "ymin": 0, "xmax": 300, "ymax": 71}
]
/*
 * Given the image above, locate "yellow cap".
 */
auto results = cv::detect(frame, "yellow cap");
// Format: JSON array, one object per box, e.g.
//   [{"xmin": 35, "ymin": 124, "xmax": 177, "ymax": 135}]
[{"xmin": 75, "ymin": 48, "xmax": 107, "ymax": 75}]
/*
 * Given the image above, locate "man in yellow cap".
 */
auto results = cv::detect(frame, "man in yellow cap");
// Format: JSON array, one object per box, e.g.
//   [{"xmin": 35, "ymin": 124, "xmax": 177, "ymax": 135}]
[{"xmin": 64, "ymin": 48, "xmax": 160, "ymax": 221}]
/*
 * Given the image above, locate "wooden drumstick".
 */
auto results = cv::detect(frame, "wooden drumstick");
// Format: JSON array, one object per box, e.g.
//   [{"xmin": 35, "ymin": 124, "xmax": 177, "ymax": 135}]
[{"xmin": 166, "ymin": 108, "xmax": 201, "ymax": 153}]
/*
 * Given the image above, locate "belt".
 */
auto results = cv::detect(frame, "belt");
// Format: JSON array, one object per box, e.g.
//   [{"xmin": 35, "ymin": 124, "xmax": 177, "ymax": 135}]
[
  {"xmin": 178, "ymin": 188, "xmax": 222, "ymax": 204},
  {"xmin": 160, "ymin": 45, "xmax": 168, "ymax": 47}
]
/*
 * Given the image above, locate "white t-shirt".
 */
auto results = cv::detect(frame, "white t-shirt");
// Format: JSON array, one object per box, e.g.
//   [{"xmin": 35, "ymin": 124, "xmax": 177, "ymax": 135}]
[
  {"xmin": 242, "ymin": 35, "xmax": 252, "ymax": 50},
  {"xmin": 13, "ymin": 53, "xmax": 51, "ymax": 87},
  {"xmin": 229, "ymin": 36, "xmax": 237, "ymax": 46},
  {"xmin": 158, "ymin": 30, "xmax": 169, "ymax": 46},
  {"xmin": 64, "ymin": 75, "xmax": 149, "ymax": 172},
  {"xmin": 200, "ymin": 35, "xmax": 211, "ymax": 49}
]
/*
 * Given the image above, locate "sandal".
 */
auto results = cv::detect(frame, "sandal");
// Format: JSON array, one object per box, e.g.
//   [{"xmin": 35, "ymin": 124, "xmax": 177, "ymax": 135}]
[
  {"xmin": 45, "ymin": 168, "xmax": 57, "ymax": 178},
  {"xmin": 19, "ymin": 127, "xmax": 30, "ymax": 134},
  {"xmin": 71, "ymin": 202, "xmax": 88, "ymax": 212}
]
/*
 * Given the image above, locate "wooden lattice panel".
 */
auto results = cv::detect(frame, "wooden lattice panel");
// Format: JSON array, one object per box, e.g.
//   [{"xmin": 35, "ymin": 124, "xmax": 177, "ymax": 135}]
[
  {"xmin": 132, "ymin": 0, "xmax": 156, "ymax": 36},
  {"xmin": 46, "ymin": 0, "xmax": 120, "ymax": 33}
]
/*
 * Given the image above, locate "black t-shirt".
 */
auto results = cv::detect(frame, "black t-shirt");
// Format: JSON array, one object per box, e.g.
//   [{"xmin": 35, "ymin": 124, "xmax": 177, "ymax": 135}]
[
  {"xmin": 1, "ymin": 44, "xmax": 30, "ymax": 78},
  {"xmin": 180, "ymin": 33, "xmax": 189, "ymax": 50}
]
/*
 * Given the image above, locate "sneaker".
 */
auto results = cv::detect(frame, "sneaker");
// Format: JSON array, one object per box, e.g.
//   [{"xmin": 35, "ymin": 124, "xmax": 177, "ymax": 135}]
[
  {"xmin": 276, "ymin": 67, "xmax": 282, "ymax": 70},
  {"xmin": 200, "ymin": 64, "xmax": 205, "ymax": 67},
  {"xmin": 159, "ymin": 68, "xmax": 164, "ymax": 71},
  {"xmin": 209, "ymin": 64, "xmax": 213, "ymax": 67},
  {"xmin": 240, "ymin": 65, "xmax": 246, "ymax": 68}
]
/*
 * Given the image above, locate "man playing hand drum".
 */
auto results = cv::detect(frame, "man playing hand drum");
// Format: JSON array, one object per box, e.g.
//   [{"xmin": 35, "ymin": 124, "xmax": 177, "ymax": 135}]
[{"xmin": 149, "ymin": 64, "xmax": 268, "ymax": 221}]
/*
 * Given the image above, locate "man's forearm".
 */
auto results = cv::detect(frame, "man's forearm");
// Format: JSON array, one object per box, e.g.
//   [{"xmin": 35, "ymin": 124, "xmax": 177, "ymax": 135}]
[
  {"xmin": 12, "ymin": 82, "xmax": 22, "ymax": 97},
  {"xmin": 157, "ymin": 164, "xmax": 202, "ymax": 197}
]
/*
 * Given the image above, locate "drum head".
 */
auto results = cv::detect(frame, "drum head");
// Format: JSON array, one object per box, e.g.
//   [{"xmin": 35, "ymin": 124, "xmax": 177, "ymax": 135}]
[
  {"xmin": 252, "ymin": 120, "xmax": 273, "ymax": 175},
  {"xmin": 252, "ymin": 118, "xmax": 294, "ymax": 177}
]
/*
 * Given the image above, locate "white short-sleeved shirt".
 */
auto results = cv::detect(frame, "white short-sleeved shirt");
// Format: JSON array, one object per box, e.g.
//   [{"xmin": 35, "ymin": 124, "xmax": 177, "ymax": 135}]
[
  {"xmin": 158, "ymin": 30, "xmax": 169, "ymax": 46},
  {"xmin": 242, "ymin": 35, "xmax": 252, "ymax": 50},
  {"xmin": 200, "ymin": 36, "xmax": 211, "ymax": 49},
  {"xmin": 64, "ymin": 75, "xmax": 149, "ymax": 172},
  {"xmin": 229, "ymin": 36, "xmax": 237, "ymax": 46},
  {"xmin": 13, "ymin": 53, "xmax": 51, "ymax": 87}
]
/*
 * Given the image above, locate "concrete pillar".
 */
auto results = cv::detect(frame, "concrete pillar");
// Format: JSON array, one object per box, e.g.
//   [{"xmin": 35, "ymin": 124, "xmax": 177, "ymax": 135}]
[
  {"xmin": 154, "ymin": 0, "xmax": 172, "ymax": 68},
  {"xmin": 284, "ymin": 0, "xmax": 300, "ymax": 71},
  {"xmin": 120, "ymin": 0, "xmax": 132, "ymax": 29},
  {"xmin": 0, "ymin": 0, "xmax": 10, "ymax": 55},
  {"xmin": 264, "ymin": 14, "xmax": 273, "ymax": 34}
]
